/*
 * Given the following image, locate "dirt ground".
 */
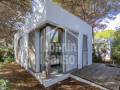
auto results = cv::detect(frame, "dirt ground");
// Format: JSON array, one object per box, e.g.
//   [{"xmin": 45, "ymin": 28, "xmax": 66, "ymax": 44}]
[{"xmin": 0, "ymin": 62, "xmax": 100, "ymax": 90}]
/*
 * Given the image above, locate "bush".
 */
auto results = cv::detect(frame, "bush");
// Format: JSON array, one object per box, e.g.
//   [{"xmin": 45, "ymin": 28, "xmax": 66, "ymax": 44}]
[
  {"xmin": 0, "ymin": 47, "xmax": 14, "ymax": 63},
  {"xmin": 112, "ymin": 45, "xmax": 120, "ymax": 64},
  {"xmin": 0, "ymin": 48, "xmax": 5, "ymax": 62},
  {"xmin": 0, "ymin": 79, "xmax": 10, "ymax": 90},
  {"xmin": 0, "ymin": 62, "xmax": 4, "ymax": 69},
  {"xmin": 93, "ymin": 48, "xmax": 102, "ymax": 63},
  {"xmin": 111, "ymin": 30, "xmax": 120, "ymax": 64},
  {"xmin": 4, "ymin": 57, "xmax": 14, "ymax": 63}
]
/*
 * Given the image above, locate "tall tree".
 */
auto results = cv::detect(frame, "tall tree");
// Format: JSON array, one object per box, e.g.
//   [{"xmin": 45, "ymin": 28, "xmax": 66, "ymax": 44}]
[
  {"xmin": 53, "ymin": 0, "xmax": 110, "ymax": 40},
  {"xmin": 0, "ymin": 0, "xmax": 32, "ymax": 46}
]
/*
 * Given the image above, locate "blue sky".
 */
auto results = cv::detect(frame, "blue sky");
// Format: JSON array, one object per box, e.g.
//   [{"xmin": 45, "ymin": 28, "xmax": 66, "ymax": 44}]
[{"xmin": 95, "ymin": 9, "xmax": 120, "ymax": 32}]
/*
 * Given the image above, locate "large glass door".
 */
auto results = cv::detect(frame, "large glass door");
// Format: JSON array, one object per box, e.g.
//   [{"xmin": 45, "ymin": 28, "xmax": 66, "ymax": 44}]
[{"xmin": 40, "ymin": 26, "xmax": 63, "ymax": 77}]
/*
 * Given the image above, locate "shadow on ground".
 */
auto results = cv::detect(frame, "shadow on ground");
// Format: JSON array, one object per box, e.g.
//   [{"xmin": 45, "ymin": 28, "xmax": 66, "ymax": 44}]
[{"xmin": 0, "ymin": 62, "xmax": 100, "ymax": 90}]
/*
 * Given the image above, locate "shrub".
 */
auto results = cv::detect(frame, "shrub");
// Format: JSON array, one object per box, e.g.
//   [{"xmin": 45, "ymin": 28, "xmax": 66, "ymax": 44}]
[
  {"xmin": 93, "ymin": 47, "xmax": 102, "ymax": 63},
  {"xmin": 4, "ymin": 57, "xmax": 14, "ymax": 63},
  {"xmin": 0, "ymin": 79, "xmax": 10, "ymax": 90},
  {"xmin": 0, "ymin": 62, "xmax": 4, "ymax": 69},
  {"xmin": 112, "ymin": 30, "xmax": 120, "ymax": 64},
  {"xmin": 0, "ymin": 48, "xmax": 5, "ymax": 62},
  {"xmin": 112, "ymin": 45, "xmax": 120, "ymax": 64},
  {"xmin": 0, "ymin": 47, "xmax": 14, "ymax": 63}
]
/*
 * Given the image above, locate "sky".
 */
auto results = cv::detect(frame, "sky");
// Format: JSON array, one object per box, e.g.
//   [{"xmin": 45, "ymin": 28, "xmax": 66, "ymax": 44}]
[{"xmin": 94, "ymin": 9, "xmax": 120, "ymax": 32}]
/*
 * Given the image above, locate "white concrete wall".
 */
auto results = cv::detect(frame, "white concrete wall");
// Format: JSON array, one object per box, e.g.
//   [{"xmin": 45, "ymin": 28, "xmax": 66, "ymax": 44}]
[
  {"xmin": 26, "ymin": 1, "xmax": 93, "ymax": 68},
  {"xmin": 80, "ymin": 27, "xmax": 93, "ymax": 66},
  {"xmin": 15, "ymin": 0, "xmax": 92, "ymax": 70},
  {"xmin": 35, "ymin": 31, "xmax": 41, "ymax": 72},
  {"xmin": 46, "ymin": 1, "xmax": 91, "ymax": 33},
  {"xmin": 14, "ymin": 0, "xmax": 93, "ymax": 87},
  {"xmin": 14, "ymin": 33, "xmax": 29, "ymax": 70},
  {"xmin": 23, "ymin": 34, "xmax": 29, "ymax": 69},
  {"xmin": 46, "ymin": 1, "xmax": 92, "ymax": 68},
  {"xmin": 78, "ymin": 33, "xmax": 83, "ymax": 69},
  {"xmin": 28, "ymin": 32, "xmax": 36, "ymax": 71},
  {"xmin": 78, "ymin": 30, "xmax": 92, "ymax": 69}
]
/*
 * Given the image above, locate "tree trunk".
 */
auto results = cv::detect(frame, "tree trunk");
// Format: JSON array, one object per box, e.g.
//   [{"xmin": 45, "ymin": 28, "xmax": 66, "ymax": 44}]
[{"xmin": 92, "ymin": 25, "xmax": 95, "ymax": 47}]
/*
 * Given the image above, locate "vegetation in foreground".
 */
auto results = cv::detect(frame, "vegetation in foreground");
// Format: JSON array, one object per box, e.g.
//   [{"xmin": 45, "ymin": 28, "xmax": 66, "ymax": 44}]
[
  {"xmin": 0, "ymin": 79, "xmax": 10, "ymax": 90},
  {"xmin": 94, "ymin": 30, "xmax": 120, "ymax": 64},
  {"xmin": 0, "ymin": 62, "xmax": 100, "ymax": 90},
  {"xmin": 95, "ymin": 30, "xmax": 114, "ymax": 39},
  {"xmin": 0, "ymin": 62, "xmax": 10, "ymax": 90},
  {"xmin": 0, "ymin": 46, "xmax": 14, "ymax": 90},
  {"xmin": 112, "ymin": 30, "xmax": 120, "ymax": 64}
]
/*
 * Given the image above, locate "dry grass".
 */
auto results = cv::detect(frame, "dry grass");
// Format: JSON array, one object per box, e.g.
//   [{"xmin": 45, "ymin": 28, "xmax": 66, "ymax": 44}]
[{"xmin": 0, "ymin": 62, "xmax": 100, "ymax": 90}]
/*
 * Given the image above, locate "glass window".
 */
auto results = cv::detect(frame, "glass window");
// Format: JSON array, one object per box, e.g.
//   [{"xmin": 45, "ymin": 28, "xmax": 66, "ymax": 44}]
[{"xmin": 40, "ymin": 26, "xmax": 63, "ymax": 77}]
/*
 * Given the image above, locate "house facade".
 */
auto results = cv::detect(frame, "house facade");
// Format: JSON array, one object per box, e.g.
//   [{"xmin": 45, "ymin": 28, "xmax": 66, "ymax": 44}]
[{"xmin": 14, "ymin": 0, "xmax": 92, "ymax": 87}]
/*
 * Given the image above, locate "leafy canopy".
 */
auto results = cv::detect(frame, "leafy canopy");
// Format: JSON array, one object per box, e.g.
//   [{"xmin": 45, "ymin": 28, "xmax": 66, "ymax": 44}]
[
  {"xmin": 112, "ymin": 30, "xmax": 120, "ymax": 63},
  {"xmin": 95, "ymin": 30, "xmax": 115, "ymax": 39}
]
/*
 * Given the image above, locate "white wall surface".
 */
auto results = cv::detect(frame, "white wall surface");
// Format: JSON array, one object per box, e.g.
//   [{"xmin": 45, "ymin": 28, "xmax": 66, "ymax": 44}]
[
  {"xmin": 15, "ymin": 0, "xmax": 92, "ymax": 69},
  {"xmin": 35, "ymin": 31, "xmax": 41, "ymax": 72},
  {"xmin": 14, "ymin": 1, "xmax": 92, "ymax": 87},
  {"xmin": 46, "ymin": 1, "xmax": 92, "ymax": 67},
  {"xmin": 14, "ymin": 33, "xmax": 29, "ymax": 70},
  {"xmin": 46, "ymin": 1, "xmax": 91, "ymax": 34}
]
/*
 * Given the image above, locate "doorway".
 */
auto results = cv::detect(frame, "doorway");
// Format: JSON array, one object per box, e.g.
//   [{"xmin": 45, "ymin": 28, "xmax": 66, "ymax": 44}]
[
  {"xmin": 40, "ymin": 26, "xmax": 63, "ymax": 76},
  {"xmin": 82, "ymin": 35, "xmax": 88, "ymax": 67}
]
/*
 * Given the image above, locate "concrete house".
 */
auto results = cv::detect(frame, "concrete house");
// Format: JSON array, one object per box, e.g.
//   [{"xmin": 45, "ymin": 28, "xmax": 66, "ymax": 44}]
[{"xmin": 14, "ymin": 0, "xmax": 92, "ymax": 87}]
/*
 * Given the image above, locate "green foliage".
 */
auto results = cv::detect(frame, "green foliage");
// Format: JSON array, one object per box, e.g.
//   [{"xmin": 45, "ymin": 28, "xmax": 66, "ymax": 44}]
[
  {"xmin": 93, "ymin": 51, "xmax": 102, "ymax": 63},
  {"xmin": 53, "ymin": 0, "xmax": 61, "ymax": 3},
  {"xmin": 0, "ymin": 47, "xmax": 14, "ymax": 62},
  {"xmin": 0, "ymin": 62, "xmax": 5, "ymax": 69},
  {"xmin": 112, "ymin": 30, "xmax": 120, "ymax": 64},
  {"xmin": 93, "ymin": 45, "xmax": 102, "ymax": 63},
  {"xmin": 113, "ymin": 30, "xmax": 120, "ymax": 45},
  {"xmin": 95, "ymin": 30, "xmax": 115, "ymax": 39},
  {"xmin": 112, "ymin": 45, "xmax": 120, "ymax": 64},
  {"xmin": 0, "ymin": 48, "xmax": 5, "ymax": 62},
  {"xmin": 0, "ymin": 79, "xmax": 10, "ymax": 90},
  {"xmin": 52, "ymin": 0, "xmax": 113, "ymax": 29}
]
